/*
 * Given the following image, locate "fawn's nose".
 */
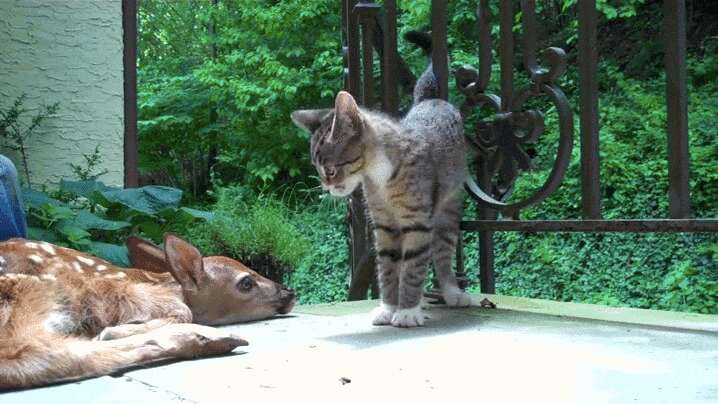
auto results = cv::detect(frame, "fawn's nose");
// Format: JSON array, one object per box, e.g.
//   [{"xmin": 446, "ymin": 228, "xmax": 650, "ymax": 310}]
[
  {"xmin": 282, "ymin": 287, "xmax": 296, "ymax": 298},
  {"xmin": 277, "ymin": 286, "xmax": 296, "ymax": 315}
]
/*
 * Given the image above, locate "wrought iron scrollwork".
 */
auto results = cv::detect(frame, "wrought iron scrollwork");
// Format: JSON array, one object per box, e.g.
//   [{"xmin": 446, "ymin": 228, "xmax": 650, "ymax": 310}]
[{"xmin": 457, "ymin": 0, "xmax": 574, "ymax": 218}]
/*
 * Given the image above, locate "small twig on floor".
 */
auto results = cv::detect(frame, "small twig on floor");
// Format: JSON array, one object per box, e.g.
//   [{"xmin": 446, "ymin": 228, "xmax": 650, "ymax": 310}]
[{"xmin": 479, "ymin": 298, "xmax": 496, "ymax": 309}]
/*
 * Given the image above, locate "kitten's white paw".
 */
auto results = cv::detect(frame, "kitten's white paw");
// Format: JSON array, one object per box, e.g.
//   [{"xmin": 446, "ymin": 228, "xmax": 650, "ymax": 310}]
[
  {"xmin": 443, "ymin": 287, "xmax": 472, "ymax": 307},
  {"xmin": 371, "ymin": 303, "xmax": 396, "ymax": 326},
  {"xmin": 391, "ymin": 306, "xmax": 425, "ymax": 328}
]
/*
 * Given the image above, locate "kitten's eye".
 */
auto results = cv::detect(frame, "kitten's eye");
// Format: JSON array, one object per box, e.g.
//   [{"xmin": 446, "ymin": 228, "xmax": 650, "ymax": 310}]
[
  {"xmin": 237, "ymin": 276, "xmax": 254, "ymax": 292},
  {"xmin": 325, "ymin": 167, "xmax": 337, "ymax": 178}
]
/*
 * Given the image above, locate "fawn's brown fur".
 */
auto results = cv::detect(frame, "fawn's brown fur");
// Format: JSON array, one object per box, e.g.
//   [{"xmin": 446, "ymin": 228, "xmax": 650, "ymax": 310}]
[{"xmin": 0, "ymin": 234, "xmax": 295, "ymax": 389}]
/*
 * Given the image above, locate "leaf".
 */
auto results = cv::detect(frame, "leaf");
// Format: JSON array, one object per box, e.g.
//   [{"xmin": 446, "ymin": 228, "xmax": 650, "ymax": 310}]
[
  {"xmin": 59, "ymin": 225, "xmax": 91, "ymax": 244},
  {"xmin": 59, "ymin": 180, "xmax": 116, "ymax": 199},
  {"xmin": 45, "ymin": 205, "xmax": 76, "ymax": 221},
  {"xmin": 180, "ymin": 207, "xmax": 214, "ymax": 221},
  {"xmin": 134, "ymin": 220, "xmax": 165, "ymax": 243},
  {"xmin": 59, "ymin": 210, "xmax": 131, "ymax": 231},
  {"xmin": 22, "ymin": 188, "xmax": 66, "ymax": 209},
  {"xmin": 27, "ymin": 226, "xmax": 58, "ymax": 243},
  {"xmin": 90, "ymin": 242, "xmax": 130, "ymax": 267},
  {"xmin": 97, "ymin": 186, "xmax": 183, "ymax": 215}
]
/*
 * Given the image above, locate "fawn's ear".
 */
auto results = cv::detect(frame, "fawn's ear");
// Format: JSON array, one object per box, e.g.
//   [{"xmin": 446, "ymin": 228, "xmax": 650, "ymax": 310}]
[
  {"xmin": 163, "ymin": 234, "xmax": 207, "ymax": 293},
  {"xmin": 290, "ymin": 109, "xmax": 332, "ymax": 133},
  {"xmin": 127, "ymin": 236, "xmax": 169, "ymax": 273}
]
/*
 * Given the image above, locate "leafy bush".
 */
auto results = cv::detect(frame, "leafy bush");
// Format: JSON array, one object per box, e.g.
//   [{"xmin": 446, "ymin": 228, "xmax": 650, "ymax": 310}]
[
  {"xmin": 185, "ymin": 186, "xmax": 310, "ymax": 282},
  {"xmin": 285, "ymin": 196, "xmax": 350, "ymax": 304},
  {"xmin": 23, "ymin": 180, "xmax": 212, "ymax": 266},
  {"xmin": 69, "ymin": 145, "xmax": 109, "ymax": 181}
]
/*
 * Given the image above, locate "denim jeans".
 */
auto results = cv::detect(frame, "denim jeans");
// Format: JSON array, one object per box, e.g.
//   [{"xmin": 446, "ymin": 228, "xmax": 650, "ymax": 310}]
[{"xmin": 0, "ymin": 155, "xmax": 27, "ymax": 241}]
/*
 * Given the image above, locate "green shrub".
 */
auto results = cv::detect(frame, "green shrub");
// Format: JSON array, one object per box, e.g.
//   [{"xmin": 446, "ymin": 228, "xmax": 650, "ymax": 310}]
[
  {"xmin": 285, "ymin": 196, "xmax": 350, "ymax": 304},
  {"xmin": 185, "ymin": 186, "xmax": 310, "ymax": 281}
]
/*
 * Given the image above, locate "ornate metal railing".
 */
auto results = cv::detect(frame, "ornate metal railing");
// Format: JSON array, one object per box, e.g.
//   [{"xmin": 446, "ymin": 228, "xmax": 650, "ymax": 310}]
[{"xmin": 342, "ymin": 0, "xmax": 718, "ymax": 299}]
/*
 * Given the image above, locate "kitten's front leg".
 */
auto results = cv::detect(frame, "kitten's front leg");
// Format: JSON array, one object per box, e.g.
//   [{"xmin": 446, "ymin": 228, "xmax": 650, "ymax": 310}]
[
  {"xmin": 394, "ymin": 229, "xmax": 433, "ymax": 328},
  {"xmin": 372, "ymin": 224, "xmax": 401, "ymax": 325}
]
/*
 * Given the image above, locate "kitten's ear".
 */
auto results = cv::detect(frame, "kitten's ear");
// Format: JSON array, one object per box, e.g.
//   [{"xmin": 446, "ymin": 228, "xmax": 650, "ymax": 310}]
[
  {"xmin": 291, "ymin": 109, "xmax": 332, "ymax": 132},
  {"xmin": 334, "ymin": 91, "xmax": 363, "ymax": 136}
]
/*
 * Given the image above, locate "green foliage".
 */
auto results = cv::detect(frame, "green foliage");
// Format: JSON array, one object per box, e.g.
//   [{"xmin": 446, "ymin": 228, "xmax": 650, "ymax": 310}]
[
  {"xmin": 185, "ymin": 186, "xmax": 310, "ymax": 278},
  {"xmin": 23, "ymin": 181, "xmax": 211, "ymax": 266},
  {"xmin": 285, "ymin": 196, "xmax": 350, "ymax": 304},
  {"xmin": 0, "ymin": 94, "xmax": 59, "ymax": 185},
  {"xmin": 138, "ymin": 0, "xmax": 342, "ymax": 197},
  {"xmin": 659, "ymin": 260, "xmax": 718, "ymax": 314},
  {"xmin": 460, "ymin": 232, "xmax": 718, "ymax": 314},
  {"xmin": 69, "ymin": 145, "xmax": 109, "ymax": 181}
]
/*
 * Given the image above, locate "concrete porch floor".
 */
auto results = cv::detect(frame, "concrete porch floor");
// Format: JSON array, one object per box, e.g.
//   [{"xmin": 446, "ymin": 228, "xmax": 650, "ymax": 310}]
[{"xmin": 2, "ymin": 295, "xmax": 717, "ymax": 403}]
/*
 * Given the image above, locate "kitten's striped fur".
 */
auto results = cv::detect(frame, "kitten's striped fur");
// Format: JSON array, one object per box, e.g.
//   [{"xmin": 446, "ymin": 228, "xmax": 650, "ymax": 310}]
[{"xmin": 292, "ymin": 33, "xmax": 470, "ymax": 327}]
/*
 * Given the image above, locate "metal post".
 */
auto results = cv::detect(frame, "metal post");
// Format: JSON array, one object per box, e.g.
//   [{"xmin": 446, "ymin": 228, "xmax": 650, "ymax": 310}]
[
  {"xmin": 578, "ymin": 0, "xmax": 602, "ymax": 219},
  {"xmin": 499, "ymin": 0, "xmax": 514, "ymax": 111},
  {"xmin": 664, "ymin": 0, "xmax": 691, "ymax": 219},
  {"xmin": 347, "ymin": 0, "xmax": 361, "ymax": 97},
  {"xmin": 382, "ymin": 0, "xmax": 399, "ymax": 114},
  {"xmin": 122, "ymin": 0, "xmax": 138, "ymax": 188},
  {"xmin": 431, "ymin": 0, "xmax": 449, "ymax": 100}
]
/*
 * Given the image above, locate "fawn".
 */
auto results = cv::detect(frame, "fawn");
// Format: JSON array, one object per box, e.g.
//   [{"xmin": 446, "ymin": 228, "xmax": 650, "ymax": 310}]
[{"xmin": 0, "ymin": 234, "xmax": 296, "ymax": 389}]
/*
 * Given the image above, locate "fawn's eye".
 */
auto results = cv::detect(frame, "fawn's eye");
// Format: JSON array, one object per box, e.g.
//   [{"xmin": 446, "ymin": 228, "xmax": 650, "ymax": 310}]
[{"xmin": 237, "ymin": 276, "xmax": 254, "ymax": 292}]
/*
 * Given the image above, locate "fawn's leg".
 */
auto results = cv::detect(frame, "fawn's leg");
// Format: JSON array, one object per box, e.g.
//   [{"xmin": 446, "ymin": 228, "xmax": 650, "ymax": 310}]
[
  {"xmin": 96, "ymin": 295, "xmax": 193, "ymax": 341},
  {"xmin": 0, "ymin": 323, "xmax": 247, "ymax": 390},
  {"xmin": 96, "ymin": 317, "xmax": 187, "ymax": 341}
]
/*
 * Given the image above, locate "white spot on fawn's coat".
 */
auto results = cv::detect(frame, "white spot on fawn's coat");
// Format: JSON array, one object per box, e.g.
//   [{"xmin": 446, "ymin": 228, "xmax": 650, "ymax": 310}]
[
  {"xmin": 73, "ymin": 262, "xmax": 83, "ymax": 273},
  {"xmin": 77, "ymin": 256, "xmax": 95, "ymax": 266},
  {"xmin": 29, "ymin": 255, "xmax": 43, "ymax": 264},
  {"xmin": 96, "ymin": 265, "xmax": 108, "ymax": 272},
  {"xmin": 25, "ymin": 242, "xmax": 39, "ymax": 249},
  {"xmin": 39, "ymin": 242, "xmax": 56, "ymax": 255}
]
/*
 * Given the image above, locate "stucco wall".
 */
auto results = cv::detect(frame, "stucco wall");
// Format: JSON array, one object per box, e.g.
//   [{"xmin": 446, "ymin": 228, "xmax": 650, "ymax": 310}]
[{"xmin": 0, "ymin": 0, "xmax": 125, "ymax": 187}]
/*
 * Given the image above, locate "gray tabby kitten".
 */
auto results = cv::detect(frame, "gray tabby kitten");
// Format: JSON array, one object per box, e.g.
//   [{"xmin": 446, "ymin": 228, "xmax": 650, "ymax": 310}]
[{"xmin": 291, "ymin": 35, "xmax": 469, "ymax": 328}]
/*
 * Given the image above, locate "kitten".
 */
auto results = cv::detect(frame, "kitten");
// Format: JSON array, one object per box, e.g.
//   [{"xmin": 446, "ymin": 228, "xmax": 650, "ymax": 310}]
[{"xmin": 291, "ymin": 34, "xmax": 470, "ymax": 328}]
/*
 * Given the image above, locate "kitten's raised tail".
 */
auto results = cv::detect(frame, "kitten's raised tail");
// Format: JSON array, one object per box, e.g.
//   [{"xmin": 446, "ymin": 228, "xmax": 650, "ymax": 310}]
[
  {"xmin": 404, "ymin": 30, "xmax": 439, "ymax": 104},
  {"xmin": 404, "ymin": 30, "xmax": 432, "ymax": 55}
]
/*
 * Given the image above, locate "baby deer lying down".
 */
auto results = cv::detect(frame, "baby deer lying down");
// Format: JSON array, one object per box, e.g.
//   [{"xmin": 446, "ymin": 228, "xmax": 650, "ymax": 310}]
[{"xmin": 0, "ymin": 234, "xmax": 296, "ymax": 389}]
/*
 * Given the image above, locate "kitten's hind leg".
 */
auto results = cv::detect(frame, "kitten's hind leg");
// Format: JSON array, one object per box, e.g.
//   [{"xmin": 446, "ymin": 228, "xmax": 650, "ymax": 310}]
[{"xmin": 432, "ymin": 196, "xmax": 471, "ymax": 307}]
